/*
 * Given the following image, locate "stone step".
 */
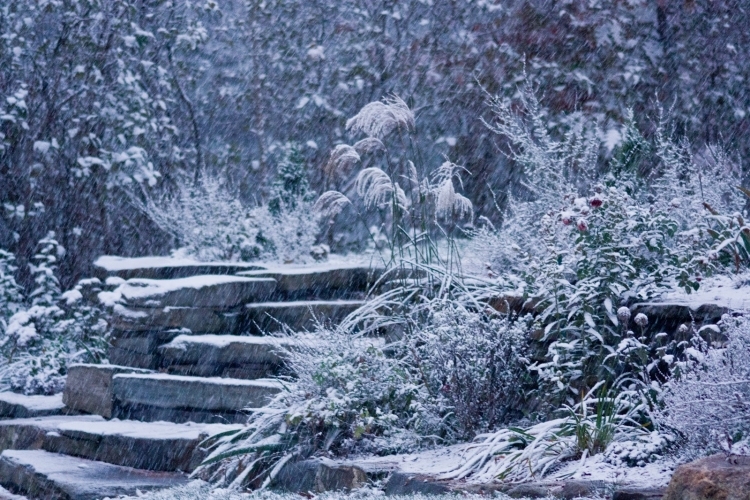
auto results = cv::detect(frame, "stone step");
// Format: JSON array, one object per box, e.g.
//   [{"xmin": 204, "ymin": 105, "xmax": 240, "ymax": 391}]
[
  {"xmin": 0, "ymin": 394, "xmax": 68, "ymax": 420},
  {"xmin": 111, "ymin": 296, "xmax": 365, "ymax": 335},
  {"xmin": 107, "ymin": 330, "xmax": 188, "ymax": 370},
  {"xmin": 105, "ymin": 275, "xmax": 277, "ymax": 309},
  {"xmin": 245, "ymin": 300, "xmax": 364, "ymax": 333},
  {"xmin": 0, "ymin": 415, "xmax": 240, "ymax": 473},
  {"xmin": 158, "ymin": 334, "xmax": 292, "ymax": 379},
  {"xmin": 93, "ymin": 255, "xmax": 265, "ymax": 280},
  {"xmin": 109, "ymin": 300, "xmax": 366, "ymax": 363},
  {"xmin": 63, "ymin": 364, "xmax": 154, "ymax": 419},
  {"xmin": 0, "ymin": 485, "xmax": 24, "ymax": 499},
  {"xmin": 111, "ymin": 373, "xmax": 282, "ymax": 424},
  {"xmin": 238, "ymin": 263, "xmax": 382, "ymax": 299},
  {"xmin": 0, "ymin": 449, "xmax": 187, "ymax": 499},
  {"xmin": 110, "ymin": 304, "xmax": 242, "ymax": 334}
]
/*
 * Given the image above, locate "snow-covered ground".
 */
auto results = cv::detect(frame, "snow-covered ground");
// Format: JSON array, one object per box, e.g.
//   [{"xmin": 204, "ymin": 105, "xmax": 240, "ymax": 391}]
[
  {"xmin": 112, "ymin": 481, "xmax": 551, "ymax": 500},
  {"xmin": 645, "ymin": 270, "xmax": 750, "ymax": 312}
]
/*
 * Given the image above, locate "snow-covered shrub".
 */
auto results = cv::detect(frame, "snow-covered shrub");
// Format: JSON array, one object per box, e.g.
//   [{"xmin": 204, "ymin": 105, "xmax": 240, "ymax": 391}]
[
  {"xmin": 440, "ymin": 382, "xmax": 652, "ymax": 482},
  {"xmin": 0, "ymin": 250, "xmax": 23, "ymax": 332},
  {"xmin": 199, "ymin": 329, "xmax": 423, "ymax": 487},
  {"xmin": 471, "ymin": 90, "xmax": 723, "ymax": 410},
  {"xmin": 142, "ymin": 146, "xmax": 321, "ymax": 263},
  {"xmin": 143, "ymin": 175, "xmax": 252, "ymax": 262},
  {"xmin": 656, "ymin": 314, "xmax": 750, "ymax": 459},
  {"xmin": 201, "ymin": 296, "xmax": 537, "ymax": 486},
  {"xmin": 0, "ymin": 235, "xmax": 109, "ymax": 394},
  {"xmin": 407, "ymin": 302, "xmax": 531, "ymax": 440},
  {"xmin": 527, "ymin": 183, "xmax": 705, "ymax": 406}
]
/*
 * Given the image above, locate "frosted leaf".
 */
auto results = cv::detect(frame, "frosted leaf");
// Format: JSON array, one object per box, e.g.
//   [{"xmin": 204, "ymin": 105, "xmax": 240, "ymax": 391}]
[
  {"xmin": 346, "ymin": 95, "xmax": 414, "ymax": 139},
  {"xmin": 313, "ymin": 191, "xmax": 351, "ymax": 218}
]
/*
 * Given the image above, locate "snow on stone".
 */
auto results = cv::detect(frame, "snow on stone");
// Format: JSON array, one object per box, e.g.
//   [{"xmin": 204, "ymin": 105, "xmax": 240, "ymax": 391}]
[
  {"xmin": 56, "ymin": 418, "xmax": 242, "ymax": 440},
  {"xmin": 0, "ymin": 415, "xmax": 241, "ymax": 441},
  {"xmin": 122, "ymin": 275, "xmax": 271, "ymax": 299},
  {"xmin": 239, "ymin": 259, "xmax": 383, "ymax": 277},
  {"xmin": 114, "ymin": 372, "xmax": 284, "ymax": 388},
  {"xmin": 0, "ymin": 415, "xmax": 105, "ymax": 430},
  {"xmin": 95, "ymin": 255, "xmax": 264, "ymax": 272},
  {"xmin": 0, "ymin": 449, "xmax": 187, "ymax": 494},
  {"xmin": 167, "ymin": 334, "xmax": 293, "ymax": 348},
  {"xmin": 0, "ymin": 392, "xmax": 64, "ymax": 411},
  {"xmin": 246, "ymin": 300, "xmax": 365, "ymax": 308},
  {"xmin": 110, "ymin": 303, "xmax": 148, "ymax": 318}
]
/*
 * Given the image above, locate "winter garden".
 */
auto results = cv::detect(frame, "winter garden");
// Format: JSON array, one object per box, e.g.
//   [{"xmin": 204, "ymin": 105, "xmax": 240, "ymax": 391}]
[
  {"xmin": 3, "ymin": 1, "xmax": 750, "ymax": 498},
  {"xmin": 3, "ymin": 89, "xmax": 750, "ymax": 495}
]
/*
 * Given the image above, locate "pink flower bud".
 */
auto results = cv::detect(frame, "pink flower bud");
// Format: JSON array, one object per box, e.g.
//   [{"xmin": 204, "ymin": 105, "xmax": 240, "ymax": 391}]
[
  {"xmin": 577, "ymin": 219, "xmax": 588, "ymax": 232},
  {"xmin": 589, "ymin": 196, "xmax": 603, "ymax": 208}
]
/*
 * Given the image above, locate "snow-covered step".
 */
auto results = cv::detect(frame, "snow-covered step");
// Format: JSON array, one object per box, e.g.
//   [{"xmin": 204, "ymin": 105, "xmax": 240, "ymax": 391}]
[
  {"xmin": 245, "ymin": 300, "xmax": 364, "ymax": 333},
  {"xmin": 158, "ymin": 334, "xmax": 292, "ymax": 379},
  {"xmin": 110, "ymin": 305, "xmax": 241, "ymax": 334},
  {"xmin": 112, "ymin": 373, "xmax": 282, "ymax": 423},
  {"xmin": 0, "ymin": 485, "xmax": 24, "ymax": 499},
  {"xmin": 0, "ymin": 449, "xmax": 187, "ymax": 499},
  {"xmin": 94, "ymin": 255, "xmax": 266, "ymax": 280},
  {"xmin": 63, "ymin": 364, "xmax": 153, "ymax": 419},
  {"xmin": 0, "ymin": 415, "xmax": 240, "ymax": 472},
  {"xmin": 105, "ymin": 275, "xmax": 277, "ymax": 309},
  {"xmin": 0, "ymin": 394, "xmax": 67, "ymax": 420},
  {"xmin": 238, "ymin": 263, "xmax": 382, "ymax": 299}
]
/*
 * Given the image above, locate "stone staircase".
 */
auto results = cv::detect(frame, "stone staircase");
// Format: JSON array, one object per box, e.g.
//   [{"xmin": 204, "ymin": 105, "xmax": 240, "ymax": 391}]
[{"xmin": 0, "ymin": 258, "xmax": 383, "ymax": 499}]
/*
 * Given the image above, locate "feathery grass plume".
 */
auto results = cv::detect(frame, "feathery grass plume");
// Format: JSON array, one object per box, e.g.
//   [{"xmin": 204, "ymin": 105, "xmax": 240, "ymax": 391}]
[
  {"xmin": 313, "ymin": 190, "xmax": 351, "ymax": 219},
  {"xmin": 435, "ymin": 179, "xmax": 473, "ymax": 221},
  {"xmin": 356, "ymin": 167, "xmax": 398, "ymax": 209},
  {"xmin": 323, "ymin": 144, "xmax": 360, "ymax": 178},
  {"xmin": 405, "ymin": 160, "xmax": 421, "ymax": 191},
  {"xmin": 346, "ymin": 95, "xmax": 415, "ymax": 139},
  {"xmin": 432, "ymin": 161, "xmax": 473, "ymax": 221},
  {"xmin": 353, "ymin": 137, "xmax": 386, "ymax": 154}
]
